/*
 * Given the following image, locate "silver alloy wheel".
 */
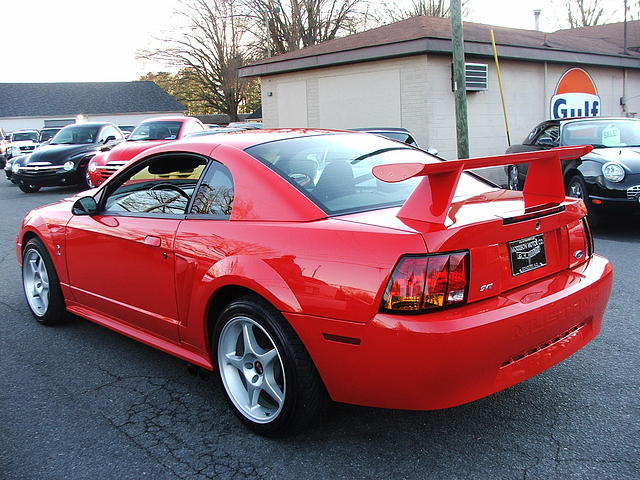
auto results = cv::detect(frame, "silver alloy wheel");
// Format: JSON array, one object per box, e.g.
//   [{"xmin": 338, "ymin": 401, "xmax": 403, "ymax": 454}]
[
  {"xmin": 508, "ymin": 165, "xmax": 519, "ymax": 190},
  {"xmin": 23, "ymin": 248, "xmax": 50, "ymax": 317},
  {"xmin": 569, "ymin": 180, "xmax": 584, "ymax": 198},
  {"xmin": 218, "ymin": 315, "xmax": 286, "ymax": 423}
]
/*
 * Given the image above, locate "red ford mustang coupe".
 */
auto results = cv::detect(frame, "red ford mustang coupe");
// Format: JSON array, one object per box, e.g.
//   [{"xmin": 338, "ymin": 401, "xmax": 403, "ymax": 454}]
[
  {"xmin": 17, "ymin": 130, "xmax": 613, "ymax": 436},
  {"xmin": 86, "ymin": 116, "xmax": 205, "ymax": 188}
]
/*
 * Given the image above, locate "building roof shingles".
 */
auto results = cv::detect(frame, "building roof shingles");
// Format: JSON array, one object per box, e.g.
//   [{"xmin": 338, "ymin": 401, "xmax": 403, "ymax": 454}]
[
  {"xmin": 0, "ymin": 81, "xmax": 186, "ymax": 118},
  {"xmin": 243, "ymin": 16, "xmax": 640, "ymax": 74}
]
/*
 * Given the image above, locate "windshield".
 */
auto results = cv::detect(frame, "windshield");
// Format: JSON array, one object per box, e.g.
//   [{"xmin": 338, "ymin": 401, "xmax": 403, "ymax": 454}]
[
  {"xmin": 128, "ymin": 121, "xmax": 182, "ymax": 141},
  {"xmin": 562, "ymin": 120, "xmax": 640, "ymax": 148},
  {"xmin": 39, "ymin": 129, "xmax": 59, "ymax": 142},
  {"xmin": 12, "ymin": 132, "xmax": 39, "ymax": 142},
  {"xmin": 245, "ymin": 133, "xmax": 495, "ymax": 215},
  {"xmin": 50, "ymin": 125, "xmax": 100, "ymax": 145}
]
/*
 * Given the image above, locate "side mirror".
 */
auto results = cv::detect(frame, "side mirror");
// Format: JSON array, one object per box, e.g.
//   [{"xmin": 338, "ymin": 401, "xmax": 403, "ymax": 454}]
[
  {"xmin": 72, "ymin": 196, "xmax": 98, "ymax": 215},
  {"xmin": 426, "ymin": 146, "xmax": 439, "ymax": 156},
  {"xmin": 103, "ymin": 135, "xmax": 117, "ymax": 144}
]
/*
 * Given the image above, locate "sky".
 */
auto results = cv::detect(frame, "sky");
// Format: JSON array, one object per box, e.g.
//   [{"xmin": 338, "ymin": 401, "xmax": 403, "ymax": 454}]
[{"xmin": 1, "ymin": 0, "xmax": 631, "ymax": 83}]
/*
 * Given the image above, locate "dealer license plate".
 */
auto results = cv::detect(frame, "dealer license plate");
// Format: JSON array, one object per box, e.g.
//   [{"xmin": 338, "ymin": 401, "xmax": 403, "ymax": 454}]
[{"xmin": 509, "ymin": 234, "xmax": 547, "ymax": 276}]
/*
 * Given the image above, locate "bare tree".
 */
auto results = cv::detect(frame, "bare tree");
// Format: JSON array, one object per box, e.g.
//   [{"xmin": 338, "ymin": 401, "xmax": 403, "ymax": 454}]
[
  {"xmin": 377, "ymin": 0, "xmax": 469, "ymax": 23},
  {"xmin": 561, "ymin": 0, "xmax": 614, "ymax": 27},
  {"xmin": 138, "ymin": 0, "xmax": 255, "ymax": 120},
  {"xmin": 242, "ymin": 0, "xmax": 370, "ymax": 56}
]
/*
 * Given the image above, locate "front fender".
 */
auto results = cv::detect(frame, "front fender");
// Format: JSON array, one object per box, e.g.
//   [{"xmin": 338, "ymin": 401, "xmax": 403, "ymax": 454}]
[
  {"xmin": 17, "ymin": 214, "xmax": 68, "ymax": 285},
  {"xmin": 17, "ymin": 199, "xmax": 75, "ymax": 290},
  {"xmin": 575, "ymin": 159, "xmax": 603, "ymax": 181}
]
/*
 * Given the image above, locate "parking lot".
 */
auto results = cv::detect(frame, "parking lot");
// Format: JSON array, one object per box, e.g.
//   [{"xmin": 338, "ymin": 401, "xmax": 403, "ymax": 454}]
[{"xmin": 0, "ymin": 179, "xmax": 638, "ymax": 480}]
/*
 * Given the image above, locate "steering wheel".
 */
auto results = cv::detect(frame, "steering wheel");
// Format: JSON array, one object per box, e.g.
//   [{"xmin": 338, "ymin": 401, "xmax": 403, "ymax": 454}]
[
  {"xmin": 149, "ymin": 183, "xmax": 190, "ymax": 200},
  {"xmin": 289, "ymin": 172, "xmax": 314, "ymax": 188}
]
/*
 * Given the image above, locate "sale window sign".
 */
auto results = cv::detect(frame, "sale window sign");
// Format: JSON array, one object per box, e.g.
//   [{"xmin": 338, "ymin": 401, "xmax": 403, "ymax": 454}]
[{"xmin": 550, "ymin": 68, "xmax": 600, "ymax": 119}]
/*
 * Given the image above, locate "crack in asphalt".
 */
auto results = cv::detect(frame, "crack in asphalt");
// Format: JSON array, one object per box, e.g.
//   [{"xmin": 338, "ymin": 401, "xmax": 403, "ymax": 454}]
[
  {"xmin": 39, "ymin": 363, "xmax": 274, "ymax": 480},
  {"xmin": 0, "ymin": 299, "xmax": 22, "ymax": 314}
]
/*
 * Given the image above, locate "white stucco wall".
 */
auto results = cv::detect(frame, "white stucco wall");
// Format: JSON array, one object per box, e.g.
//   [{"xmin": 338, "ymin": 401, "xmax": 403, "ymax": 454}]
[
  {"xmin": 0, "ymin": 112, "xmax": 184, "ymax": 134},
  {"xmin": 258, "ymin": 54, "xmax": 639, "ymax": 159},
  {"xmin": 260, "ymin": 56, "xmax": 430, "ymax": 147}
]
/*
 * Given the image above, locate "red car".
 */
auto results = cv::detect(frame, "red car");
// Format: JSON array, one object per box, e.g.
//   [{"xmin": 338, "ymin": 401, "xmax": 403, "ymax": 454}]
[
  {"xmin": 87, "ymin": 116, "xmax": 205, "ymax": 187},
  {"xmin": 17, "ymin": 130, "xmax": 612, "ymax": 436}
]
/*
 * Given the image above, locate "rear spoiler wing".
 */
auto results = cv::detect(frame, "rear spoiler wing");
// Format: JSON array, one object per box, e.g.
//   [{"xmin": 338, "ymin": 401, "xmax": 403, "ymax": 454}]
[{"xmin": 372, "ymin": 145, "xmax": 593, "ymax": 224}]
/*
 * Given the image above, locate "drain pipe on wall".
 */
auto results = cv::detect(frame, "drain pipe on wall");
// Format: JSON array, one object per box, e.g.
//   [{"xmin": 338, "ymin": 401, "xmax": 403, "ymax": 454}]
[{"xmin": 490, "ymin": 29, "xmax": 511, "ymax": 147}]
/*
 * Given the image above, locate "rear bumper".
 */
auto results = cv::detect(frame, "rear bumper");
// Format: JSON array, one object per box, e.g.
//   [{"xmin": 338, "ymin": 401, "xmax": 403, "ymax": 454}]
[{"xmin": 286, "ymin": 254, "xmax": 613, "ymax": 410}]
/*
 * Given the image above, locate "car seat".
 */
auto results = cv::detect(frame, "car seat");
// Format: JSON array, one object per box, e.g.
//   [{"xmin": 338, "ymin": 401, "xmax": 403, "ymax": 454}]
[{"xmin": 313, "ymin": 161, "xmax": 355, "ymax": 201}]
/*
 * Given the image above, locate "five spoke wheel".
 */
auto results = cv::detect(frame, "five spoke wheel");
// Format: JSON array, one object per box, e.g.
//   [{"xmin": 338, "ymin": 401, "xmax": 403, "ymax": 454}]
[
  {"xmin": 23, "ymin": 248, "xmax": 50, "ymax": 316},
  {"xmin": 214, "ymin": 295, "xmax": 328, "ymax": 436},
  {"xmin": 218, "ymin": 316, "xmax": 286, "ymax": 423},
  {"xmin": 21, "ymin": 238, "xmax": 65, "ymax": 325}
]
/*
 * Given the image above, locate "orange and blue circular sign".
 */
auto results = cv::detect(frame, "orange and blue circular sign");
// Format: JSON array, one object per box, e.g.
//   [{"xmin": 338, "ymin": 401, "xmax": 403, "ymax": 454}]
[{"xmin": 550, "ymin": 68, "xmax": 600, "ymax": 119}]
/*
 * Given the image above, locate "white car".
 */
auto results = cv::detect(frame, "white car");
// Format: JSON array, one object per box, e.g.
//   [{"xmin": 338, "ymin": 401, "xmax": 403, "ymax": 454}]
[{"xmin": 7, "ymin": 130, "xmax": 39, "ymax": 159}]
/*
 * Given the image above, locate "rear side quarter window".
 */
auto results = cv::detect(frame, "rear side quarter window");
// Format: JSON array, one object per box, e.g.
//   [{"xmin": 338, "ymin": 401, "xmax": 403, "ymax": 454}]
[{"xmin": 190, "ymin": 163, "xmax": 234, "ymax": 218}]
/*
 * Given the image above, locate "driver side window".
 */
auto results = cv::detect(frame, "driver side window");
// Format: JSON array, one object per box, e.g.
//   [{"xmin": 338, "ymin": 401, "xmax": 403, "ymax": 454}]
[{"xmin": 102, "ymin": 154, "xmax": 208, "ymax": 216}]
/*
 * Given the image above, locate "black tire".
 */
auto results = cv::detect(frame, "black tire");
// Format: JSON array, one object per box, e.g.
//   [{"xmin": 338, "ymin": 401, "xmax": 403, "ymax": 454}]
[
  {"xmin": 567, "ymin": 174, "xmax": 603, "ymax": 227},
  {"xmin": 213, "ymin": 295, "xmax": 328, "ymax": 437},
  {"xmin": 21, "ymin": 238, "xmax": 66, "ymax": 325},
  {"xmin": 19, "ymin": 184, "xmax": 41, "ymax": 193}
]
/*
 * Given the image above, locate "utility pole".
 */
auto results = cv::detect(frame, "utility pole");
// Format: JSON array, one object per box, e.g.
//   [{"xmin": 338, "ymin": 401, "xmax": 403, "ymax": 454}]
[
  {"xmin": 450, "ymin": 0, "xmax": 469, "ymax": 158},
  {"xmin": 624, "ymin": 0, "xmax": 629, "ymax": 55}
]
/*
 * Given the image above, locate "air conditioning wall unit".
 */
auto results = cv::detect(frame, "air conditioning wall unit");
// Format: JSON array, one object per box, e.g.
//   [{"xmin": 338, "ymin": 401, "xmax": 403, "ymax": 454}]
[{"xmin": 451, "ymin": 63, "xmax": 489, "ymax": 92}]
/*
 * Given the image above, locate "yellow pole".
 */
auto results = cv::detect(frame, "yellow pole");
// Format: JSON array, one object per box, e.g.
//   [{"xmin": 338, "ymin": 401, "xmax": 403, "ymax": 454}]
[{"xmin": 490, "ymin": 29, "xmax": 511, "ymax": 146}]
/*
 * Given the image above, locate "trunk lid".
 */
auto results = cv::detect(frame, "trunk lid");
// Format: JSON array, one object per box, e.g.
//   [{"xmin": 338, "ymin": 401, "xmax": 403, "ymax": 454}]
[{"xmin": 339, "ymin": 189, "xmax": 587, "ymax": 302}]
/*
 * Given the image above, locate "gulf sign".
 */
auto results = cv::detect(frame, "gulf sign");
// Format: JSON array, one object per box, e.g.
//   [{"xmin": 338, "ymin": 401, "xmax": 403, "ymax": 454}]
[{"xmin": 550, "ymin": 68, "xmax": 600, "ymax": 119}]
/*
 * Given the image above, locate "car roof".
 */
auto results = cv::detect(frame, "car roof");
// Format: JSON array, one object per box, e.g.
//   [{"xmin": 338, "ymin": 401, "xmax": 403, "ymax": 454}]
[
  {"xmin": 349, "ymin": 127, "xmax": 412, "ymax": 133},
  {"xmin": 140, "ymin": 116, "xmax": 196, "ymax": 124},
  {"xmin": 179, "ymin": 128, "xmax": 345, "ymax": 150},
  {"xmin": 185, "ymin": 127, "xmax": 247, "ymax": 138},
  {"xmin": 62, "ymin": 122, "xmax": 115, "ymax": 128},
  {"xmin": 545, "ymin": 116, "xmax": 640, "ymax": 126}
]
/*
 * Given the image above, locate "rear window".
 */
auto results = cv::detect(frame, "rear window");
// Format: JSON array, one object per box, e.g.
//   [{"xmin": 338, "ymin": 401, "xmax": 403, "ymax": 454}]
[{"xmin": 245, "ymin": 133, "xmax": 494, "ymax": 215}]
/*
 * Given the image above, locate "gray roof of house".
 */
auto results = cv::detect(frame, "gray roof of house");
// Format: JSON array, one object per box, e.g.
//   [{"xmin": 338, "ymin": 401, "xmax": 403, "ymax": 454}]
[{"xmin": 0, "ymin": 81, "xmax": 186, "ymax": 118}]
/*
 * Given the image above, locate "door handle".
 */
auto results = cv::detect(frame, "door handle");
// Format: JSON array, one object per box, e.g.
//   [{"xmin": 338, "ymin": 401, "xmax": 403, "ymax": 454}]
[{"xmin": 143, "ymin": 235, "xmax": 161, "ymax": 247}]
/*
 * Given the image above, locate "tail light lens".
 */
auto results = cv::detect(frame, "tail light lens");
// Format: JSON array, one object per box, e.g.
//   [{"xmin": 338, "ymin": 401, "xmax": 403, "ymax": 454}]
[
  {"xmin": 382, "ymin": 252, "xmax": 469, "ymax": 313},
  {"xmin": 568, "ymin": 217, "xmax": 593, "ymax": 268}
]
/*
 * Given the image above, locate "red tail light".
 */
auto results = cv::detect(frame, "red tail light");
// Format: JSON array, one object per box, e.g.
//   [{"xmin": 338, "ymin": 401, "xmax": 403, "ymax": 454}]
[
  {"xmin": 568, "ymin": 218, "xmax": 593, "ymax": 268},
  {"xmin": 382, "ymin": 252, "xmax": 469, "ymax": 313}
]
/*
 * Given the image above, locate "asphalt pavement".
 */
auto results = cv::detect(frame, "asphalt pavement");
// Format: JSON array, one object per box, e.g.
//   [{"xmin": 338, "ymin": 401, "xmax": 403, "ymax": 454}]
[{"xmin": 0, "ymin": 179, "xmax": 638, "ymax": 480}]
